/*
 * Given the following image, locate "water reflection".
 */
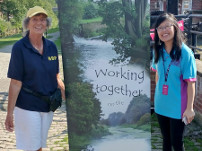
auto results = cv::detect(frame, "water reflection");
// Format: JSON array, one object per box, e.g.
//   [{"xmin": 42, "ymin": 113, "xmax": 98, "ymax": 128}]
[{"xmin": 83, "ymin": 127, "xmax": 150, "ymax": 151}]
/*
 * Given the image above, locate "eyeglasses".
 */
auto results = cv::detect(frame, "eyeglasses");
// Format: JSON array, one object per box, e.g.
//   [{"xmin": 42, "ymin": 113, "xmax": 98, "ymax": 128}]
[{"xmin": 156, "ymin": 24, "xmax": 173, "ymax": 32}]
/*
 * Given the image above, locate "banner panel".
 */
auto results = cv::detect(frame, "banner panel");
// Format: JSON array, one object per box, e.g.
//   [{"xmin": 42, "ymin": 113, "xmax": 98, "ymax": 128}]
[{"xmin": 58, "ymin": 1, "xmax": 150, "ymax": 151}]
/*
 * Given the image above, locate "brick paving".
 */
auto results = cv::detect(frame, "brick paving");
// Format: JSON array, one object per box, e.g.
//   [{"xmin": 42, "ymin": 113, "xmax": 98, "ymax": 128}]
[{"xmin": 0, "ymin": 32, "xmax": 69, "ymax": 151}]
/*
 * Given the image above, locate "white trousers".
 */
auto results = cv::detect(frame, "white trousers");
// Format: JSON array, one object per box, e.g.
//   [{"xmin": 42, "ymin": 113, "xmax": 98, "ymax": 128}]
[{"xmin": 14, "ymin": 107, "xmax": 53, "ymax": 151}]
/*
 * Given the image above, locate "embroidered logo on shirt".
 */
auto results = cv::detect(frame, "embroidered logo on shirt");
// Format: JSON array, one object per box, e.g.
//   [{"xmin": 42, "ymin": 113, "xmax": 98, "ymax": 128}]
[{"xmin": 48, "ymin": 56, "xmax": 57, "ymax": 61}]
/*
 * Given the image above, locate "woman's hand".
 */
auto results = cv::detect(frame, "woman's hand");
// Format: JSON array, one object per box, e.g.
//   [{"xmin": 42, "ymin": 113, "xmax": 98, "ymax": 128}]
[
  {"xmin": 183, "ymin": 81, "xmax": 195, "ymax": 124},
  {"xmin": 182, "ymin": 109, "xmax": 195, "ymax": 124},
  {"xmin": 5, "ymin": 79, "xmax": 22, "ymax": 132},
  {"xmin": 5, "ymin": 114, "xmax": 14, "ymax": 132}
]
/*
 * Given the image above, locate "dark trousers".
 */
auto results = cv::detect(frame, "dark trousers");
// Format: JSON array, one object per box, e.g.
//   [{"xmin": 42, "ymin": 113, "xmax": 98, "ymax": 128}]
[{"xmin": 156, "ymin": 113, "xmax": 185, "ymax": 151}]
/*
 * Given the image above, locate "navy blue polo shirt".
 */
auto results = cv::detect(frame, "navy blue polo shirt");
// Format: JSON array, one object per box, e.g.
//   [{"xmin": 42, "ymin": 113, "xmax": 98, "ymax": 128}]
[{"xmin": 7, "ymin": 33, "xmax": 59, "ymax": 112}]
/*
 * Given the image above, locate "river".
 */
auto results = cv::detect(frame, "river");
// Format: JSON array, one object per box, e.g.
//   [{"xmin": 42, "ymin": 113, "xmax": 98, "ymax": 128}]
[
  {"xmin": 74, "ymin": 36, "xmax": 150, "ymax": 119},
  {"xmin": 73, "ymin": 36, "xmax": 151, "ymax": 151},
  {"xmin": 88, "ymin": 127, "xmax": 150, "ymax": 151}
]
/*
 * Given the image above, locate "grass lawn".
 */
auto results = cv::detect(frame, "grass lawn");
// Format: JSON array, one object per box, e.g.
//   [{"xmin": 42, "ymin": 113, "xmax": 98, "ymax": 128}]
[
  {"xmin": 55, "ymin": 37, "xmax": 61, "ymax": 54},
  {"xmin": 80, "ymin": 17, "xmax": 102, "ymax": 24},
  {"xmin": 47, "ymin": 27, "xmax": 59, "ymax": 34},
  {"xmin": 0, "ymin": 34, "xmax": 22, "ymax": 49},
  {"xmin": 0, "ymin": 27, "xmax": 59, "ymax": 49}
]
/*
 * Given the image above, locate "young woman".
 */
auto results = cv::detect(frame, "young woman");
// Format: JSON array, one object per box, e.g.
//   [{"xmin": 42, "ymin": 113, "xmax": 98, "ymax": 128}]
[
  {"xmin": 151, "ymin": 13, "xmax": 197, "ymax": 151},
  {"xmin": 5, "ymin": 6, "xmax": 65, "ymax": 151}
]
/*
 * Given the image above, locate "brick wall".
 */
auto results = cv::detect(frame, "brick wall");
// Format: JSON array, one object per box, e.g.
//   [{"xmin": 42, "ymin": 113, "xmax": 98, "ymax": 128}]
[
  {"xmin": 150, "ymin": 0, "xmax": 158, "ymax": 12},
  {"xmin": 151, "ymin": 59, "xmax": 202, "ymax": 126},
  {"xmin": 192, "ymin": 0, "xmax": 202, "ymax": 10},
  {"xmin": 151, "ymin": 0, "xmax": 202, "ymax": 13},
  {"xmin": 195, "ymin": 75, "xmax": 202, "ymax": 115},
  {"xmin": 195, "ymin": 59, "xmax": 202, "ymax": 126}
]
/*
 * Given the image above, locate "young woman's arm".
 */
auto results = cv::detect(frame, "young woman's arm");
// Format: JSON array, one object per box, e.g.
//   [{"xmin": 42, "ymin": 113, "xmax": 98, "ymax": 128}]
[
  {"xmin": 155, "ymin": 72, "xmax": 159, "ymax": 84},
  {"xmin": 183, "ymin": 81, "xmax": 195, "ymax": 124},
  {"xmin": 5, "ymin": 79, "xmax": 22, "ymax": 132}
]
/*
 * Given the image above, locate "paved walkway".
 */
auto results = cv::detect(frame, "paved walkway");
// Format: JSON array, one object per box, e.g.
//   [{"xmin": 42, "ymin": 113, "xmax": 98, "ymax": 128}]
[{"xmin": 0, "ymin": 32, "xmax": 69, "ymax": 151}]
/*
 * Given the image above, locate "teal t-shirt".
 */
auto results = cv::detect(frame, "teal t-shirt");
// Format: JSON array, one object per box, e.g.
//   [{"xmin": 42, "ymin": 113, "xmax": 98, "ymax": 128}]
[{"xmin": 151, "ymin": 43, "xmax": 197, "ymax": 119}]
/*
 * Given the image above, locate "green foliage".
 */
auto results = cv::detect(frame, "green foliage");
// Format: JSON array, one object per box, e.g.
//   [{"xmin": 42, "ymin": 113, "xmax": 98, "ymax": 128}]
[
  {"xmin": 136, "ymin": 113, "xmax": 151, "ymax": 126},
  {"xmin": 54, "ymin": 37, "xmax": 61, "ymax": 54},
  {"xmin": 98, "ymin": 1, "xmax": 125, "ymax": 40},
  {"xmin": 47, "ymin": 27, "xmax": 59, "ymax": 34},
  {"xmin": 137, "ymin": 124, "xmax": 151, "ymax": 131},
  {"xmin": 98, "ymin": 1, "xmax": 130, "ymax": 63},
  {"xmin": 78, "ymin": 17, "xmax": 104, "ymax": 38},
  {"xmin": 0, "ymin": 33, "xmax": 21, "ymax": 48},
  {"xmin": 121, "ymin": 123, "xmax": 150, "ymax": 132},
  {"xmin": 90, "ymin": 124, "xmax": 110, "ymax": 138},
  {"xmin": 151, "ymin": 113, "xmax": 160, "ymax": 128},
  {"xmin": 48, "ymin": 0, "xmax": 57, "ymax": 7},
  {"xmin": 98, "ymin": 0, "xmax": 150, "ymax": 64},
  {"xmin": 58, "ymin": 0, "xmax": 83, "ymax": 34},
  {"xmin": 0, "ymin": 19, "xmax": 12, "ymax": 37},
  {"xmin": 80, "ymin": 17, "xmax": 102, "ymax": 24},
  {"xmin": 69, "ymin": 124, "xmax": 110, "ymax": 151},
  {"xmin": 67, "ymin": 82, "xmax": 102, "ymax": 135},
  {"xmin": 69, "ymin": 133, "xmax": 91, "ymax": 151},
  {"xmin": 121, "ymin": 124, "xmax": 137, "ymax": 129},
  {"xmin": 184, "ymin": 137, "xmax": 200, "ymax": 151},
  {"xmin": 0, "ymin": 0, "xmax": 58, "ymax": 37},
  {"xmin": 79, "ymin": 28, "xmax": 100, "ymax": 38},
  {"xmin": 83, "ymin": 3, "xmax": 98, "ymax": 19}
]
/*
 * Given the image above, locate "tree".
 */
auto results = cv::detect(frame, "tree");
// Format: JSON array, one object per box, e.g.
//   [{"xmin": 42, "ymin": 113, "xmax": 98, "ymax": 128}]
[
  {"xmin": 57, "ymin": 0, "xmax": 82, "ymax": 44},
  {"xmin": 0, "ymin": 0, "xmax": 17, "ymax": 22},
  {"xmin": 0, "ymin": 0, "xmax": 58, "ymax": 33},
  {"xmin": 57, "ymin": 0, "xmax": 83, "ymax": 87},
  {"xmin": 123, "ymin": 0, "xmax": 148, "ymax": 39},
  {"xmin": 98, "ymin": 0, "xmax": 150, "ymax": 69},
  {"xmin": 67, "ymin": 82, "xmax": 102, "ymax": 135},
  {"xmin": 0, "ymin": 0, "xmax": 25, "ymax": 22},
  {"xmin": 57, "ymin": 0, "xmax": 102, "ymax": 134},
  {"xmin": 0, "ymin": 19, "xmax": 12, "ymax": 37},
  {"xmin": 83, "ymin": 3, "xmax": 98, "ymax": 19}
]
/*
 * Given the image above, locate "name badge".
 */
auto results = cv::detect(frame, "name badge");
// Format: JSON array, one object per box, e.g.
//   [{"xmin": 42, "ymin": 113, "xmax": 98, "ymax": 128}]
[{"xmin": 162, "ymin": 85, "xmax": 168, "ymax": 95}]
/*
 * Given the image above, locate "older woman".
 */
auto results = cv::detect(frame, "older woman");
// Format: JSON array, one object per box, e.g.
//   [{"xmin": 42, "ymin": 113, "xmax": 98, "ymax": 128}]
[{"xmin": 5, "ymin": 6, "xmax": 65, "ymax": 151}]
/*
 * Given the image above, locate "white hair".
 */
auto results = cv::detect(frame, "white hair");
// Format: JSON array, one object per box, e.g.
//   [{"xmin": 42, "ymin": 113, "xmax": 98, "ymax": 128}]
[{"xmin": 22, "ymin": 17, "xmax": 52, "ymax": 36}]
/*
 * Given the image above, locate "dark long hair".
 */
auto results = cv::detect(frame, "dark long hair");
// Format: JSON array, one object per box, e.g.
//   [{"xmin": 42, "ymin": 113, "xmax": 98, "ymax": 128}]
[{"xmin": 154, "ymin": 13, "xmax": 185, "ymax": 63}]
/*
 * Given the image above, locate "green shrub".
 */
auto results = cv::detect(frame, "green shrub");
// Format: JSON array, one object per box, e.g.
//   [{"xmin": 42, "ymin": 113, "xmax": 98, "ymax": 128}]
[
  {"xmin": 136, "ymin": 113, "xmax": 151, "ymax": 126},
  {"xmin": 0, "ymin": 19, "xmax": 12, "ymax": 37},
  {"xmin": 90, "ymin": 124, "xmax": 110, "ymax": 138},
  {"xmin": 67, "ymin": 82, "xmax": 101, "ymax": 135},
  {"xmin": 83, "ymin": 3, "xmax": 98, "ymax": 19}
]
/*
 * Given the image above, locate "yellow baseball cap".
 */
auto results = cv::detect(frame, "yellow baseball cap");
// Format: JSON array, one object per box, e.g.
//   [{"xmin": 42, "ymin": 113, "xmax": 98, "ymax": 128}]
[{"xmin": 26, "ymin": 6, "xmax": 48, "ymax": 18}]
